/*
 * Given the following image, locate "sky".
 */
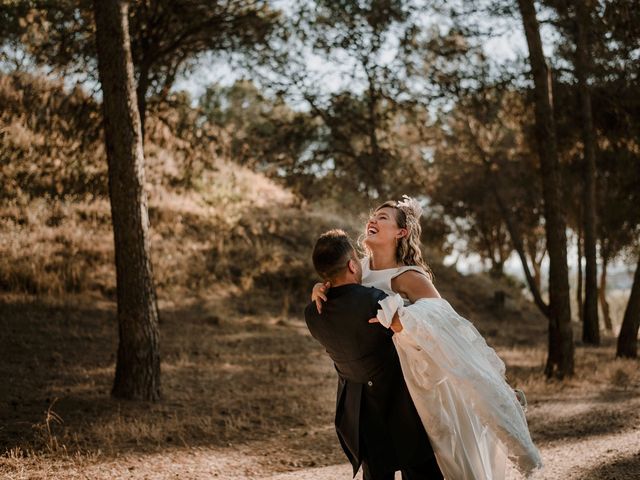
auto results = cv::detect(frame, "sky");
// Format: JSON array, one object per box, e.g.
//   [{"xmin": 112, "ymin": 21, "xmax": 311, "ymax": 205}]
[{"xmin": 173, "ymin": 2, "xmax": 537, "ymax": 103}]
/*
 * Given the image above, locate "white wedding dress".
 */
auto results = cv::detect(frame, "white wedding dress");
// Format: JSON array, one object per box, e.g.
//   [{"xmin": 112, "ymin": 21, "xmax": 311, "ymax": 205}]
[{"xmin": 361, "ymin": 258, "xmax": 542, "ymax": 480}]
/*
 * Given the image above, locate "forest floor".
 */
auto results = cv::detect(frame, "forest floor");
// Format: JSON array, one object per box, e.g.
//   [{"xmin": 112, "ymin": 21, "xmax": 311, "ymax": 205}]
[{"xmin": 1, "ymin": 285, "xmax": 639, "ymax": 480}]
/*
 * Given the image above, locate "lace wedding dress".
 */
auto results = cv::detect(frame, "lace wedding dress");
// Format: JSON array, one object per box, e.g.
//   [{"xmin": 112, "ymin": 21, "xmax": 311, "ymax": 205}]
[{"xmin": 361, "ymin": 258, "xmax": 542, "ymax": 480}]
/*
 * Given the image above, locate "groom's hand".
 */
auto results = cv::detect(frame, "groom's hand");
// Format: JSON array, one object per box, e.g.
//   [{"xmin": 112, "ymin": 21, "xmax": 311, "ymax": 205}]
[{"xmin": 369, "ymin": 312, "xmax": 403, "ymax": 333}]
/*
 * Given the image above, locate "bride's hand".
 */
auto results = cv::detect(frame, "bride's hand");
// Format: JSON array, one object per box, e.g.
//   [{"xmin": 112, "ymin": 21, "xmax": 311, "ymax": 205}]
[
  {"xmin": 311, "ymin": 281, "xmax": 330, "ymax": 313},
  {"xmin": 369, "ymin": 312, "xmax": 403, "ymax": 333}
]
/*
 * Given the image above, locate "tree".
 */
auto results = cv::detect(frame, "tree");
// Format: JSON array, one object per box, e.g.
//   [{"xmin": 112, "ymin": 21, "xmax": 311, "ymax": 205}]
[
  {"xmin": 430, "ymin": 86, "xmax": 549, "ymax": 302},
  {"xmin": 539, "ymin": 0, "xmax": 601, "ymax": 341},
  {"xmin": 517, "ymin": 0, "xmax": 574, "ymax": 378},
  {"xmin": 249, "ymin": 0, "xmax": 476, "ymax": 203},
  {"xmin": 200, "ymin": 81, "xmax": 310, "ymax": 162},
  {"xmin": 543, "ymin": 0, "xmax": 640, "ymax": 341},
  {"xmin": 4, "ymin": 0, "xmax": 279, "ymax": 134},
  {"xmin": 93, "ymin": 0, "xmax": 160, "ymax": 400},
  {"xmin": 617, "ymin": 255, "xmax": 640, "ymax": 358},
  {"xmin": 279, "ymin": 0, "xmax": 422, "ymax": 200},
  {"xmin": 572, "ymin": 0, "xmax": 600, "ymax": 344},
  {"xmin": 596, "ymin": 0, "xmax": 640, "ymax": 353},
  {"xmin": 596, "ymin": 140, "xmax": 640, "ymax": 349}
]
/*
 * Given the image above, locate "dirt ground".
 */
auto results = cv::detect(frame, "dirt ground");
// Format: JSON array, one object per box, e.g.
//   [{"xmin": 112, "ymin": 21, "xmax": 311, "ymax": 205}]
[{"xmin": 1, "ymin": 286, "xmax": 639, "ymax": 480}]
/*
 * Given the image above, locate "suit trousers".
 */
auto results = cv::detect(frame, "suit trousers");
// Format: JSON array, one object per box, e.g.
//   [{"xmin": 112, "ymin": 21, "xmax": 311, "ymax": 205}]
[{"xmin": 362, "ymin": 456, "xmax": 444, "ymax": 480}]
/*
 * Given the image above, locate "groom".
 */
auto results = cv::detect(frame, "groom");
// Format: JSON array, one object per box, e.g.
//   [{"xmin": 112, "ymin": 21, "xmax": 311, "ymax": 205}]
[{"xmin": 304, "ymin": 230, "xmax": 443, "ymax": 480}]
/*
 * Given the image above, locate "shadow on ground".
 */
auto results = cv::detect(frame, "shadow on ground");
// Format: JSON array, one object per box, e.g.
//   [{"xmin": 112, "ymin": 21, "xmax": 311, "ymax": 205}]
[
  {"xmin": 580, "ymin": 451, "xmax": 640, "ymax": 480},
  {"xmin": 0, "ymin": 293, "xmax": 342, "ymax": 469},
  {"xmin": 529, "ymin": 398, "xmax": 640, "ymax": 442}
]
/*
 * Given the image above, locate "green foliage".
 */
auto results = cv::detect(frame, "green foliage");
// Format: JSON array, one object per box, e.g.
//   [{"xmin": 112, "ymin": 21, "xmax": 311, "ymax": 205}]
[
  {"xmin": 0, "ymin": 0, "xmax": 280, "ymax": 124},
  {"xmin": 245, "ymin": 0, "xmax": 474, "ymax": 202},
  {"xmin": 542, "ymin": 0, "xmax": 640, "ymax": 262},
  {"xmin": 198, "ymin": 80, "xmax": 320, "ymax": 194},
  {"xmin": 0, "ymin": 71, "xmax": 224, "ymax": 201}
]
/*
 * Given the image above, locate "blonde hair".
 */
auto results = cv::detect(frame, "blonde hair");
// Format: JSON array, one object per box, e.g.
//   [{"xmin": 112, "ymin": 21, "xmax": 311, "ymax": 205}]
[{"xmin": 362, "ymin": 199, "xmax": 434, "ymax": 281}]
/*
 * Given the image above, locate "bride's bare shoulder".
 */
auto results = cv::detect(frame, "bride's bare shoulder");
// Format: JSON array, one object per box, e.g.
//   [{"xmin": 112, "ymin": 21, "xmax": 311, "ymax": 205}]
[{"xmin": 392, "ymin": 270, "xmax": 440, "ymax": 301}]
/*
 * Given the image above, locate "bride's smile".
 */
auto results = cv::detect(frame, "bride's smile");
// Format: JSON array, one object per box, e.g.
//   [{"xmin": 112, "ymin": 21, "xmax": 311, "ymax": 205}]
[{"xmin": 364, "ymin": 207, "xmax": 405, "ymax": 247}]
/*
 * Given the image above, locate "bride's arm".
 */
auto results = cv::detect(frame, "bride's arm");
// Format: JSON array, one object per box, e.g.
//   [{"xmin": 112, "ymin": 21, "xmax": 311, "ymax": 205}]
[
  {"xmin": 369, "ymin": 310, "xmax": 404, "ymax": 332},
  {"xmin": 391, "ymin": 271, "xmax": 441, "ymax": 303},
  {"xmin": 311, "ymin": 281, "xmax": 330, "ymax": 313}
]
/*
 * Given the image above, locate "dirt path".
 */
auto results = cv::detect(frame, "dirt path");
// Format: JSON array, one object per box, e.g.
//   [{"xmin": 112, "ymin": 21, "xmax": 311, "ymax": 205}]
[
  {"xmin": 265, "ymin": 428, "xmax": 640, "ymax": 480},
  {"xmin": 6, "ymin": 426, "xmax": 638, "ymax": 480},
  {"xmin": 4, "ymin": 392, "xmax": 639, "ymax": 480}
]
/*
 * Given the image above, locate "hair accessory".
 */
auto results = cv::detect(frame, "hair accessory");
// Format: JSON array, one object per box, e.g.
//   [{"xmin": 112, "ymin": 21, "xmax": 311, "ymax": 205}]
[{"xmin": 396, "ymin": 195, "xmax": 422, "ymax": 220}]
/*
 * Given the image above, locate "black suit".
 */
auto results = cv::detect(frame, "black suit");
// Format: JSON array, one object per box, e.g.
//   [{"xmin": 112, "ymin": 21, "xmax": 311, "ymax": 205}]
[{"xmin": 304, "ymin": 283, "xmax": 443, "ymax": 480}]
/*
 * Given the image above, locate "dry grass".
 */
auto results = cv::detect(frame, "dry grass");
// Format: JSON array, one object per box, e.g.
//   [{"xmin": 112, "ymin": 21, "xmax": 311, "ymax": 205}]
[
  {"xmin": 0, "ymin": 289, "xmax": 346, "ymax": 478},
  {"xmin": 0, "ymin": 199, "xmax": 114, "ymax": 296},
  {"xmin": 0, "ymin": 174, "xmax": 354, "ymax": 306}
]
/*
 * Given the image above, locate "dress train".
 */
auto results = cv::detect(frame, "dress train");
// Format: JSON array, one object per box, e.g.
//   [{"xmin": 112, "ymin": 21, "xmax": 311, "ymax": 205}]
[{"xmin": 377, "ymin": 295, "xmax": 542, "ymax": 479}]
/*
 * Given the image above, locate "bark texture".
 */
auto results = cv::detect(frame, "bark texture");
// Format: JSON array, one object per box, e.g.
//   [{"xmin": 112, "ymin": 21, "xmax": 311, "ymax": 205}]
[
  {"xmin": 574, "ymin": 0, "xmax": 600, "ymax": 345},
  {"xmin": 517, "ymin": 0, "xmax": 574, "ymax": 378},
  {"xmin": 599, "ymin": 255, "xmax": 612, "ymax": 331},
  {"xmin": 577, "ymin": 224, "xmax": 583, "ymax": 322},
  {"xmin": 616, "ymin": 256, "xmax": 640, "ymax": 358},
  {"xmin": 93, "ymin": 0, "xmax": 161, "ymax": 400}
]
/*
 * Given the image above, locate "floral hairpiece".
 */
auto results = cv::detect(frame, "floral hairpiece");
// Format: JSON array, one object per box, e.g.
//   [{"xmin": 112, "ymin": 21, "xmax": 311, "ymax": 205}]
[{"xmin": 396, "ymin": 195, "xmax": 422, "ymax": 221}]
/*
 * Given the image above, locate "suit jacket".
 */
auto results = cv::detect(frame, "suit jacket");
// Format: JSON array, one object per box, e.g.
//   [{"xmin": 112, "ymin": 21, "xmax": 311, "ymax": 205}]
[{"xmin": 304, "ymin": 283, "xmax": 439, "ymax": 477}]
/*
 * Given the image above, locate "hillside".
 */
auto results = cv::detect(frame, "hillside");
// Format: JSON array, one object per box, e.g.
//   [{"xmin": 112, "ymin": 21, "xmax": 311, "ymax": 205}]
[
  {"xmin": 0, "ymin": 71, "xmax": 538, "ymax": 319},
  {"xmin": 1, "ymin": 72, "xmax": 350, "ymax": 308}
]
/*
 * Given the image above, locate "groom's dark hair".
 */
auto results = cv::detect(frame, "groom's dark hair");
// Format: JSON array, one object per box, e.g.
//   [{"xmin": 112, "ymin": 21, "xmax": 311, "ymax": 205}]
[{"xmin": 312, "ymin": 229, "xmax": 358, "ymax": 282}]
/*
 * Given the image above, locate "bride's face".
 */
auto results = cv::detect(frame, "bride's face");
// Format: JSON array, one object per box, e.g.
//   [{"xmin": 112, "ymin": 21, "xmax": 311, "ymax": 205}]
[{"xmin": 364, "ymin": 207, "xmax": 406, "ymax": 249}]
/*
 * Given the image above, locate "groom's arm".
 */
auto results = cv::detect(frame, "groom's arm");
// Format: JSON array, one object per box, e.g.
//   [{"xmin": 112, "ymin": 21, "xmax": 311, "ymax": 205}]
[{"xmin": 368, "ymin": 289, "xmax": 396, "ymax": 336}]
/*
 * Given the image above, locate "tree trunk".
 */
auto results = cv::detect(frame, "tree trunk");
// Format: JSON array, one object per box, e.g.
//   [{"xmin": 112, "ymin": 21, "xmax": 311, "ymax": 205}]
[
  {"xmin": 366, "ymin": 70, "xmax": 384, "ymax": 197},
  {"xmin": 599, "ymin": 254, "xmax": 612, "ymax": 331},
  {"xmin": 617, "ymin": 256, "xmax": 640, "ymax": 358},
  {"xmin": 517, "ymin": 0, "xmax": 574, "ymax": 378},
  {"xmin": 93, "ymin": 0, "xmax": 161, "ymax": 401},
  {"xmin": 577, "ymin": 223, "xmax": 583, "ymax": 322},
  {"xmin": 532, "ymin": 260, "xmax": 542, "ymax": 295},
  {"xmin": 489, "ymin": 256, "xmax": 504, "ymax": 278},
  {"xmin": 526, "ymin": 237, "xmax": 544, "ymax": 296},
  {"xmin": 574, "ymin": 0, "xmax": 600, "ymax": 345},
  {"xmin": 136, "ymin": 59, "xmax": 151, "ymax": 138}
]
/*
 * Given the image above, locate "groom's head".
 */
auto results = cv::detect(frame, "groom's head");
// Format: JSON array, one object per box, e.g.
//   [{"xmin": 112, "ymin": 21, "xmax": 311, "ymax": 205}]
[{"xmin": 312, "ymin": 229, "xmax": 362, "ymax": 285}]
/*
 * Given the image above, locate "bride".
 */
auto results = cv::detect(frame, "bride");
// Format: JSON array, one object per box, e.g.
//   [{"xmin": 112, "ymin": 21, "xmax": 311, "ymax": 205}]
[{"xmin": 312, "ymin": 196, "xmax": 542, "ymax": 479}]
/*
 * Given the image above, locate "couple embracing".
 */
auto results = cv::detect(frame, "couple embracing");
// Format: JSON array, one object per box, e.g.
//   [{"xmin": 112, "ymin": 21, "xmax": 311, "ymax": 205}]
[{"xmin": 304, "ymin": 196, "xmax": 542, "ymax": 480}]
